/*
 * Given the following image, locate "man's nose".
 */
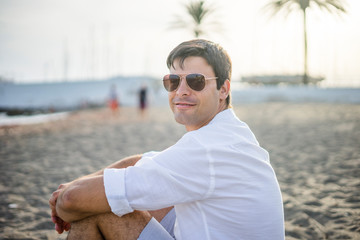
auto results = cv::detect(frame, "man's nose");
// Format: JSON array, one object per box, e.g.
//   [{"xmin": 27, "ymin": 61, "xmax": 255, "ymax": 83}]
[{"xmin": 176, "ymin": 77, "xmax": 190, "ymax": 96}]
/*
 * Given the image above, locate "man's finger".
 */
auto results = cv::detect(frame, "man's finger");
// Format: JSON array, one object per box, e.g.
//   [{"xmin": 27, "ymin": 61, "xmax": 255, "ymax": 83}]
[
  {"xmin": 55, "ymin": 216, "xmax": 66, "ymax": 234},
  {"xmin": 55, "ymin": 223, "xmax": 64, "ymax": 234},
  {"xmin": 49, "ymin": 190, "xmax": 60, "ymax": 207},
  {"xmin": 58, "ymin": 183, "xmax": 68, "ymax": 190},
  {"xmin": 64, "ymin": 222, "xmax": 71, "ymax": 231}
]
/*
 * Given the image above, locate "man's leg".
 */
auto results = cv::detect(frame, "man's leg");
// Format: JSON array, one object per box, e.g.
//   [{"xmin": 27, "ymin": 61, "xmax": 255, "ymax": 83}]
[{"xmin": 67, "ymin": 210, "xmax": 152, "ymax": 240}]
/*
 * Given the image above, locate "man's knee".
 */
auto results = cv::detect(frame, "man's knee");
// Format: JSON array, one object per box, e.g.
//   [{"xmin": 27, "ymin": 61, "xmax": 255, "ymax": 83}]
[
  {"xmin": 67, "ymin": 214, "xmax": 106, "ymax": 240},
  {"xmin": 68, "ymin": 211, "xmax": 151, "ymax": 240},
  {"xmin": 97, "ymin": 211, "xmax": 151, "ymax": 240}
]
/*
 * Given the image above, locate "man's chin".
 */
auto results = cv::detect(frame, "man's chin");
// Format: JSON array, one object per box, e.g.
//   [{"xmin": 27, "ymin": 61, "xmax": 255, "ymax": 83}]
[
  {"xmin": 174, "ymin": 116, "xmax": 186, "ymax": 126},
  {"xmin": 173, "ymin": 113, "xmax": 191, "ymax": 126}
]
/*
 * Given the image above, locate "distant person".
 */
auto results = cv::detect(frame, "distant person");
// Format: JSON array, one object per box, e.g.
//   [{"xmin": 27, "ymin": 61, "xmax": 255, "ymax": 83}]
[
  {"xmin": 139, "ymin": 84, "xmax": 148, "ymax": 117},
  {"xmin": 49, "ymin": 39, "xmax": 285, "ymax": 239},
  {"xmin": 108, "ymin": 84, "xmax": 119, "ymax": 115}
]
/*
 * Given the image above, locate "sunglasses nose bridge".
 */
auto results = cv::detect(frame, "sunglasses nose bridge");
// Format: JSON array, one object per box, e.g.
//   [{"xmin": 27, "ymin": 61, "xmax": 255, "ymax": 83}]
[
  {"xmin": 178, "ymin": 75, "xmax": 187, "ymax": 83},
  {"xmin": 176, "ymin": 75, "xmax": 191, "ymax": 93}
]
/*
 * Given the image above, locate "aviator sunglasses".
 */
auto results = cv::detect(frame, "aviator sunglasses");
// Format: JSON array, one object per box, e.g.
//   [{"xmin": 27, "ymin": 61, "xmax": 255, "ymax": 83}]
[{"xmin": 163, "ymin": 73, "xmax": 218, "ymax": 92}]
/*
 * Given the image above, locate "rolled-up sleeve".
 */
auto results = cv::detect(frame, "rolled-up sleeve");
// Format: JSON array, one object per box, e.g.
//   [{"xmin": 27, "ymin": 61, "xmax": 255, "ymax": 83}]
[
  {"xmin": 104, "ymin": 168, "xmax": 134, "ymax": 216},
  {"xmin": 103, "ymin": 137, "xmax": 212, "ymax": 213}
]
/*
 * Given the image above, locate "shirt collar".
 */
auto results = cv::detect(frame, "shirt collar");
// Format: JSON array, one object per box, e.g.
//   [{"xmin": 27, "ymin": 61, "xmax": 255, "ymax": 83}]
[{"xmin": 207, "ymin": 108, "xmax": 235, "ymax": 126}]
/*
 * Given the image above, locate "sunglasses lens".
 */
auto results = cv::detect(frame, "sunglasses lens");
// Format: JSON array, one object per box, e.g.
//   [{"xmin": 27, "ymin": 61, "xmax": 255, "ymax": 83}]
[
  {"xmin": 163, "ymin": 73, "xmax": 207, "ymax": 92},
  {"xmin": 186, "ymin": 73, "xmax": 205, "ymax": 91},
  {"xmin": 163, "ymin": 74, "xmax": 180, "ymax": 92}
]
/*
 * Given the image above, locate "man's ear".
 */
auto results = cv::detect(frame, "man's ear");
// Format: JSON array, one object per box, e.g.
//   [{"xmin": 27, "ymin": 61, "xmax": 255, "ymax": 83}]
[{"xmin": 219, "ymin": 79, "xmax": 230, "ymax": 100}]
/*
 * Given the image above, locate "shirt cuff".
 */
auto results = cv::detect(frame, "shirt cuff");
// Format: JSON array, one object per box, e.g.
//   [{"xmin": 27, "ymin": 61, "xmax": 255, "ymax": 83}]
[{"xmin": 104, "ymin": 168, "xmax": 133, "ymax": 216}]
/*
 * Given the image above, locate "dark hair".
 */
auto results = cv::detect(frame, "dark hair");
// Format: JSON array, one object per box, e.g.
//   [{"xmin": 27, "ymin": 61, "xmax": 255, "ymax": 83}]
[{"xmin": 166, "ymin": 39, "xmax": 232, "ymax": 107}]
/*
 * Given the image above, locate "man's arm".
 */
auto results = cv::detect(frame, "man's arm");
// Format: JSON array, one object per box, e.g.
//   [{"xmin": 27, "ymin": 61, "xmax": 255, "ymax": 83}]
[
  {"xmin": 77, "ymin": 154, "xmax": 143, "ymax": 179},
  {"xmin": 55, "ymin": 175, "xmax": 110, "ymax": 222},
  {"xmin": 49, "ymin": 155, "xmax": 142, "ymax": 229}
]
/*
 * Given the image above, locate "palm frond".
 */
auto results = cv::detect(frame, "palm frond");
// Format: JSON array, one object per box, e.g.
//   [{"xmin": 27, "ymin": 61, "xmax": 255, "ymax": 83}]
[
  {"xmin": 263, "ymin": 0, "xmax": 347, "ymax": 18},
  {"xmin": 311, "ymin": 0, "xmax": 347, "ymax": 14},
  {"xmin": 168, "ymin": 0, "xmax": 222, "ymax": 38},
  {"xmin": 264, "ymin": 0, "xmax": 347, "ymax": 15},
  {"xmin": 186, "ymin": 0, "xmax": 214, "ymax": 25},
  {"xmin": 262, "ymin": 0, "xmax": 294, "ymax": 16}
]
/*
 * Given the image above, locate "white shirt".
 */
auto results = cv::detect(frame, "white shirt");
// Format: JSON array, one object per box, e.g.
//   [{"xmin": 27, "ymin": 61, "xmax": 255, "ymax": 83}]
[{"xmin": 104, "ymin": 109, "xmax": 284, "ymax": 240}]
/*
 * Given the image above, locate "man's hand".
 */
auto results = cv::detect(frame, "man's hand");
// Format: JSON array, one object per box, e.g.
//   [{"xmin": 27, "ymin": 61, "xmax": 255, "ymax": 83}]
[{"xmin": 49, "ymin": 183, "xmax": 71, "ymax": 234}]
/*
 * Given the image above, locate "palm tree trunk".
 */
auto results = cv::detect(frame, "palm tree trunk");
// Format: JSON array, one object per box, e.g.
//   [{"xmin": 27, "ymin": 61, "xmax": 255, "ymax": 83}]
[{"xmin": 303, "ymin": 9, "xmax": 308, "ymax": 84}]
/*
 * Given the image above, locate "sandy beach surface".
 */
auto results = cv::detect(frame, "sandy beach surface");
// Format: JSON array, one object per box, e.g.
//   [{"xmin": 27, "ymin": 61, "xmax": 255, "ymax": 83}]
[{"xmin": 1, "ymin": 103, "xmax": 359, "ymax": 240}]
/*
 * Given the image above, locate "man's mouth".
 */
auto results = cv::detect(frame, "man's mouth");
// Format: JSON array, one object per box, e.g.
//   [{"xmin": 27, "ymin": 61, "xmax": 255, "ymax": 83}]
[
  {"xmin": 175, "ymin": 102, "xmax": 196, "ymax": 108},
  {"xmin": 176, "ymin": 103, "xmax": 195, "ymax": 106}
]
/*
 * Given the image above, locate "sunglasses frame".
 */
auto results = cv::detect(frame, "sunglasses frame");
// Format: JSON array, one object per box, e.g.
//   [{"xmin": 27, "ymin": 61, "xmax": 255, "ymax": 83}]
[{"xmin": 163, "ymin": 73, "xmax": 218, "ymax": 92}]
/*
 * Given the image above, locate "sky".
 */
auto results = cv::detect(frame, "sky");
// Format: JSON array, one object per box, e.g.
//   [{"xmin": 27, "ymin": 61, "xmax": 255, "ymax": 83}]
[{"xmin": 0, "ymin": 0, "xmax": 359, "ymax": 87}]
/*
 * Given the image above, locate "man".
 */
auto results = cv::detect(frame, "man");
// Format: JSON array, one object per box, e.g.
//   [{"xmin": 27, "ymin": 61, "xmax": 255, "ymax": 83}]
[{"xmin": 49, "ymin": 39, "xmax": 285, "ymax": 239}]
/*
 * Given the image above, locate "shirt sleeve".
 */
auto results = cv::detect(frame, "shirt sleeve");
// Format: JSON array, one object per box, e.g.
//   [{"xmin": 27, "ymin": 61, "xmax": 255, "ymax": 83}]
[
  {"xmin": 125, "ymin": 135, "xmax": 213, "ymax": 210},
  {"xmin": 135, "ymin": 151, "xmax": 160, "ymax": 167},
  {"xmin": 103, "ymin": 168, "xmax": 134, "ymax": 216},
  {"xmin": 104, "ymin": 134, "xmax": 213, "ymax": 214}
]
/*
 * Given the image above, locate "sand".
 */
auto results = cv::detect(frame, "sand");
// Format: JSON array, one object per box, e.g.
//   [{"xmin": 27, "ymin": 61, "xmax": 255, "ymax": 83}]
[{"xmin": 0, "ymin": 103, "xmax": 359, "ymax": 240}]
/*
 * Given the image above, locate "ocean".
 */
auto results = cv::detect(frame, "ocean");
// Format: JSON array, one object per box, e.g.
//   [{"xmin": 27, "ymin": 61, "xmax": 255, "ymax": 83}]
[
  {"xmin": 0, "ymin": 76, "xmax": 161, "ymax": 110},
  {"xmin": 1, "ymin": 77, "xmax": 360, "ymax": 126}
]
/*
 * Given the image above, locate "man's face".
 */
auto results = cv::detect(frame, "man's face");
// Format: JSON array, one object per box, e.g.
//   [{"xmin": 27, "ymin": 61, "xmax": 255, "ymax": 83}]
[{"xmin": 168, "ymin": 56, "xmax": 229, "ymax": 131}]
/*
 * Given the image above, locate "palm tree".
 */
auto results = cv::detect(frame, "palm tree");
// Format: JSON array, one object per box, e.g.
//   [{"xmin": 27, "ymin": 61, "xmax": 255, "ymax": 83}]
[
  {"xmin": 170, "ymin": 0, "xmax": 221, "ymax": 38},
  {"xmin": 264, "ymin": 0, "xmax": 346, "ymax": 84}
]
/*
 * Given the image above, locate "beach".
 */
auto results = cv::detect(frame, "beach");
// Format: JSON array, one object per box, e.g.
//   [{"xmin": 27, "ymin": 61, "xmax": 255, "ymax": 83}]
[{"xmin": 0, "ymin": 103, "xmax": 359, "ymax": 239}]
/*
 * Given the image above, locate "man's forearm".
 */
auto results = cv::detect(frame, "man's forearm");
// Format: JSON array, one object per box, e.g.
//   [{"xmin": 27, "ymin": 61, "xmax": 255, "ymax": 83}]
[
  {"xmin": 56, "ymin": 175, "xmax": 111, "ymax": 222},
  {"xmin": 53, "ymin": 155, "xmax": 142, "ymax": 223},
  {"xmin": 77, "ymin": 154, "xmax": 142, "ymax": 180}
]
